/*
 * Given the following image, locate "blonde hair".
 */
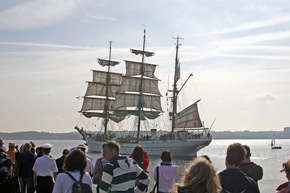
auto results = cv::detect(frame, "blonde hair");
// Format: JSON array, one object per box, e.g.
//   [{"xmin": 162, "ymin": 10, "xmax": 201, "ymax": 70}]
[{"xmin": 176, "ymin": 157, "xmax": 222, "ymax": 193}]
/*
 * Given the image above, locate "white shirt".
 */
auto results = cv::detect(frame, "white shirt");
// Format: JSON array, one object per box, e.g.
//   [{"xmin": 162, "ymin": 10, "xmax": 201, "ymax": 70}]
[
  {"xmin": 33, "ymin": 155, "xmax": 58, "ymax": 177},
  {"xmin": 154, "ymin": 165, "xmax": 177, "ymax": 192},
  {"xmin": 52, "ymin": 171, "xmax": 92, "ymax": 193},
  {"xmin": 86, "ymin": 157, "xmax": 93, "ymax": 175}
]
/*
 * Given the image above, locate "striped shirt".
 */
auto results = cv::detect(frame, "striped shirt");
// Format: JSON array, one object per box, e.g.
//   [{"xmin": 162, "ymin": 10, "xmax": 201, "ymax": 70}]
[{"xmin": 98, "ymin": 156, "xmax": 150, "ymax": 193}]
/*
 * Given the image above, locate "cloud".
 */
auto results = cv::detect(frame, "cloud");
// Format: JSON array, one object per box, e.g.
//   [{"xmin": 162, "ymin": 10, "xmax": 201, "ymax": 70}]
[
  {"xmin": 236, "ymin": 110, "xmax": 251, "ymax": 116},
  {"xmin": 0, "ymin": 0, "xmax": 79, "ymax": 31},
  {"xmin": 213, "ymin": 30, "xmax": 290, "ymax": 46},
  {"xmin": 46, "ymin": 92, "xmax": 55, "ymax": 97},
  {"xmin": 0, "ymin": 41, "xmax": 96, "ymax": 50},
  {"xmin": 84, "ymin": 14, "xmax": 117, "ymax": 24},
  {"xmin": 207, "ymin": 14, "xmax": 290, "ymax": 35},
  {"xmin": 246, "ymin": 92, "xmax": 280, "ymax": 104},
  {"xmin": 43, "ymin": 116, "xmax": 65, "ymax": 121}
]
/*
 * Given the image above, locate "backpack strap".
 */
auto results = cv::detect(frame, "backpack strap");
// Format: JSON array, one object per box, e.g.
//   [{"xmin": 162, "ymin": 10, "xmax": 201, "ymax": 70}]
[
  {"xmin": 151, "ymin": 166, "xmax": 159, "ymax": 193},
  {"xmin": 65, "ymin": 172, "xmax": 77, "ymax": 182},
  {"xmin": 156, "ymin": 166, "xmax": 159, "ymax": 193},
  {"xmin": 79, "ymin": 173, "xmax": 84, "ymax": 182}
]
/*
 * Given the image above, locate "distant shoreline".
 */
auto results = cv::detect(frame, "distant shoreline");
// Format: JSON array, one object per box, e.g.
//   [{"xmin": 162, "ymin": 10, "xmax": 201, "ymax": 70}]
[{"xmin": 1, "ymin": 130, "xmax": 290, "ymax": 140}]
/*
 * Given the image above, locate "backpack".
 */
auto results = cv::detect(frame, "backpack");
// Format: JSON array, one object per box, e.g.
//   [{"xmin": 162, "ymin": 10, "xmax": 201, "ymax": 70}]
[
  {"xmin": 0, "ymin": 151, "xmax": 13, "ymax": 184},
  {"xmin": 65, "ymin": 172, "xmax": 93, "ymax": 193}
]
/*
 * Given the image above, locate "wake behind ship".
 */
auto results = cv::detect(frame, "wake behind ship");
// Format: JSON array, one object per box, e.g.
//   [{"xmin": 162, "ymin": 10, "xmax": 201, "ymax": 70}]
[{"xmin": 75, "ymin": 30, "xmax": 212, "ymax": 157}]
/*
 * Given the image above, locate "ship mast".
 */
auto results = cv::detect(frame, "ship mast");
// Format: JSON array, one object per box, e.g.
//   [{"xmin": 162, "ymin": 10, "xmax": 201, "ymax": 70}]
[
  {"xmin": 103, "ymin": 41, "xmax": 113, "ymax": 135},
  {"xmin": 130, "ymin": 29, "xmax": 155, "ymax": 142},
  {"xmin": 136, "ymin": 30, "xmax": 146, "ymax": 142},
  {"xmin": 171, "ymin": 36, "xmax": 182, "ymax": 132}
]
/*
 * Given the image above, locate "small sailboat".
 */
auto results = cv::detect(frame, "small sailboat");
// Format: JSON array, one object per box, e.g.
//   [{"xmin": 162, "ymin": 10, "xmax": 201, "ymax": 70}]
[{"xmin": 271, "ymin": 134, "xmax": 282, "ymax": 149}]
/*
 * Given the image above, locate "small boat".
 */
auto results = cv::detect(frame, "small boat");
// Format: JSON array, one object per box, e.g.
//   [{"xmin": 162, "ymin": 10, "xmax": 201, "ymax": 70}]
[{"xmin": 271, "ymin": 134, "xmax": 282, "ymax": 149}]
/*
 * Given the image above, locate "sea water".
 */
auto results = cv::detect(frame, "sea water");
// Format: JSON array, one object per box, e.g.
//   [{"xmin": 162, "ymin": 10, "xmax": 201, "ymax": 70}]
[{"xmin": 8, "ymin": 139, "xmax": 290, "ymax": 193}]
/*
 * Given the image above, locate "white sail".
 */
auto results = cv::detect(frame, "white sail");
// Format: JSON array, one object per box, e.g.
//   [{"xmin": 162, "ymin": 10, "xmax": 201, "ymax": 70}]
[
  {"xmin": 81, "ymin": 97, "xmax": 115, "ymax": 112},
  {"xmin": 85, "ymin": 82, "xmax": 120, "ymax": 97},
  {"xmin": 97, "ymin": 59, "xmax": 120, "ymax": 67},
  {"xmin": 118, "ymin": 77, "xmax": 161, "ymax": 95},
  {"xmin": 125, "ymin": 60, "xmax": 158, "ymax": 78},
  {"xmin": 112, "ymin": 59, "xmax": 162, "ymax": 119},
  {"xmin": 271, "ymin": 135, "xmax": 275, "ymax": 146},
  {"xmin": 113, "ymin": 93, "xmax": 162, "ymax": 112},
  {"xmin": 92, "ymin": 70, "xmax": 122, "ymax": 84},
  {"xmin": 174, "ymin": 101, "xmax": 203, "ymax": 129},
  {"xmin": 80, "ymin": 69, "xmax": 122, "ymax": 119}
]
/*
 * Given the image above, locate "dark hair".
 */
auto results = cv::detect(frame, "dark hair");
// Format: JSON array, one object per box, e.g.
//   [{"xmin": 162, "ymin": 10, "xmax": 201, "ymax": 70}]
[
  {"xmin": 243, "ymin": 145, "xmax": 251, "ymax": 158},
  {"xmin": 102, "ymin": 141, "xmax": 120, "ymax": 154},
  {"xmin": 43, "ymin": 148, "xmax": 51, "ymax": 155},
  {"xmin": 161, "ymin": 150, "xmax": 172, "ymax": 162},
  {"xmin": 36, "ymin": 147, "xmax": 43, "ymax": 156},
  {"xmin": 132, "ymin": 145, "xmax": 144, "ymax": 168},
  {"xmin": 62, "ymin": 149, "xmax": 69, "ymax": 155},
  {"xmin": 63, "ymin": 149, "xmax": 87, "ymax": 174},
  {"xmin": 227, "ymin": 143, "xmax": 246, "ymax": 166},
  {"xmin": 201, "ymin": 155, "xmax": 212, "ymax": 163}
]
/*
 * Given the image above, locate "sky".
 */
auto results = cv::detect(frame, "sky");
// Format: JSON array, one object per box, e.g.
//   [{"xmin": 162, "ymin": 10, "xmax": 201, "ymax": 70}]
[{"xmin": 0, "ymin": 0, "xmax": 290, "ymax": 133}]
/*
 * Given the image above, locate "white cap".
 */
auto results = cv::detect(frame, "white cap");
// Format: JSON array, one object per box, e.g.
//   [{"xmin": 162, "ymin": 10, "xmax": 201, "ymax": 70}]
[
  {"xmin": 41, "ymin": 143, "xmax": 53, "ymax": 149},
  {"xmin": 77, "ymin": 144, "xmax": 86, "ymax": 150}
]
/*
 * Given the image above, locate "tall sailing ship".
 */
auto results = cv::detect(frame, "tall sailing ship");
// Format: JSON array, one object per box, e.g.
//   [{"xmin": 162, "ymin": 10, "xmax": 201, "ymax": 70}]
[{"xmin": 75, "ymin": 31, "xmax": 212, "ymax": 157}]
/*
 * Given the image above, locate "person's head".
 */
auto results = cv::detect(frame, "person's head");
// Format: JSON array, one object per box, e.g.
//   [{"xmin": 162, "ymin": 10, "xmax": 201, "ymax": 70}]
[
  {"xmin": 0, "ymin": 137, "xmax": 3, "ymax": 147},
  {"xmin": 63, "ymin": 149, "xmax": 87, "ymax": 174},
  {"xmin": 102, "ymin": 141, "xmax": 120, "ymax": 160},
  {"xmin": 77, "ymin": 144, "xmax": 87, "ymax": 153},
  {"xmin": 43, "ymin": 148, "xmax": 51, "ymax": 155},
  {"xmin": 8, "ymin": 142, "xmax": 15, "ymax": 150},
  {"xmin": 41, "ymin": 143, "xmax": 52, "ymax": 155},
  {"xmin": 0, "ymin": 137, "xmax": 6, "ymax": 152},
  {"xmin": 23, "ymin": 143, "xmax": 31, "ymax": 153},
  {"xmin": 62, "ymin": 149, "xmax": 69, "ymax": 156},
  {"xmin": 177, "ymin": 157, "xmax": 222, "ymax": 193},
  {"xmin": 132, "ymin": 145, "xmax": 144, "ymax": 162},
  {"xmin": 30, "ymin": 141, "xmax": 36, "ymax": 148},
  {"xmin": 226, "ymin": 143, "xmax": 246, "ymax": 167},
  {"xmin": 280, "ymin": 160, "xmax": 290, "ymax": 180},
  {"xmin": 161, "ymin": 150, "xmax": 172, "ymax": 162},
  {"xmin": 243, "ymin": 145, "xmax": 251, "ymax": 159},
  {"xmin": 36, "ymin": 147, "xmax": 43, "ymax": 156}
]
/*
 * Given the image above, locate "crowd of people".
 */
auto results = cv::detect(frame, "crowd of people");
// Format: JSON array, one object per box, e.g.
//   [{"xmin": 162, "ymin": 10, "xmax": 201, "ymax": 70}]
[{"xmin": 0, "ymin": 136, "xmax": 289, "ymax": 193}]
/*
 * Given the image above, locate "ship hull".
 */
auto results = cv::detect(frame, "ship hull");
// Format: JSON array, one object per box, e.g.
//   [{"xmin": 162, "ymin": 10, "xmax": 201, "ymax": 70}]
[{"xmin": 85, "ymin": 136, "xmax": 212, "ymax": 157}]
